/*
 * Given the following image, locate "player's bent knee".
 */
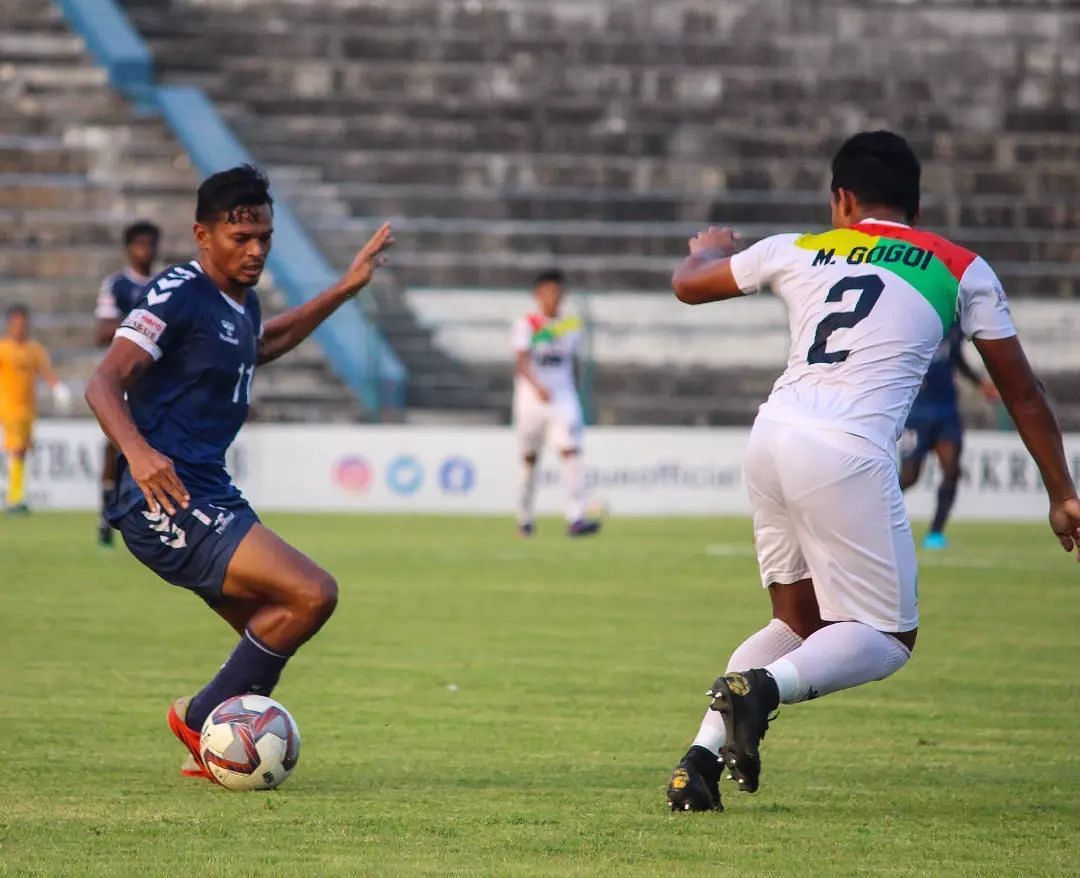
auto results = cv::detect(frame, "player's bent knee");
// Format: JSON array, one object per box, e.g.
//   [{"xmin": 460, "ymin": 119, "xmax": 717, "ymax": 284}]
[
  {"xmin": 780, "ymin": 614, "xmax": 828, "ymax": 640},
  {"xmin": 297, "ymin": 571, "xmax": 338, "ymax": 623},
  {"xmin": 768, "ymin": 579, "xmax": 826, "ymax": 639}
]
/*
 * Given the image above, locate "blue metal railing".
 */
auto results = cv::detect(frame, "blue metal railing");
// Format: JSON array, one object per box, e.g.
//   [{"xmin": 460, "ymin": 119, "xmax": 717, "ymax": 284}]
[
  {"xmin": 53, "ymin": 0, "xmax": 154, "ymax": 107},
  {"xmin": 54, "ymin": 1, "xmax": 406, "ymax": 415}
]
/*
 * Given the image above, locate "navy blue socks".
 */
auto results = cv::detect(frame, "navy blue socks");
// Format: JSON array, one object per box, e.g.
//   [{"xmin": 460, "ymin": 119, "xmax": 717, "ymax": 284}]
[{"xmin": 185, "ymin": 629, "xmax": 292, "ymax": 731}]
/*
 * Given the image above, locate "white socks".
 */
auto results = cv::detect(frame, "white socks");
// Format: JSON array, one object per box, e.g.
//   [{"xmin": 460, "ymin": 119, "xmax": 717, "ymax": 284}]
[
  {"xmin": 765, "ymin": 622, "xmax": 910, "ymax": 705},
  {"xmin": 725, "ymin": 618, "xmax": 805, "ymax": 673},
  {"xmin": 517, "ymin": 460, "xmax": 538, "ymax": 525},
  {"xmin": 691, "ymin": 620, "xmax": 804, "ymax": 756},
  {"xmin": 691, "ymin": 621, "xmax": 911, "ymax": 754},
  {"xmin": 561, "ymin": 452, "xmax": 586, "ymax": 522}
]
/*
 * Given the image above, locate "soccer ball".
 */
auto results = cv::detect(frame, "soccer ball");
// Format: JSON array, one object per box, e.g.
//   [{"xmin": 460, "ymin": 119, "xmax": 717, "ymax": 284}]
[{"xmin": 200, "ymin": 695, "xmax": 300, "ymax": 791}]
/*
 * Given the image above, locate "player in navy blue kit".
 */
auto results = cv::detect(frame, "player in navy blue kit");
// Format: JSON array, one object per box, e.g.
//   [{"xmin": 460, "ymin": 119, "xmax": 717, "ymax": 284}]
[
  {"xmin": 94, "ymin": 221, "xmax": 160, "ymax": 547},
  {"xmin": 899, "ymin": 322, "xmax": 1000, "ymax": 549},
  {"xmin": 85, "ymin": 165, "xmax": 394, "ymax": 781}
]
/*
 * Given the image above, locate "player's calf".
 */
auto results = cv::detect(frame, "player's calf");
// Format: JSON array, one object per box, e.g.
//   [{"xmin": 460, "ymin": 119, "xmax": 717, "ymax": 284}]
[
  {"xmin": 710, "ymin": 624, "xmax": 913, "ymax": 794},
  {"xmin": 183, "ymin": 627, "xmax": 294, "ymax": 734}
]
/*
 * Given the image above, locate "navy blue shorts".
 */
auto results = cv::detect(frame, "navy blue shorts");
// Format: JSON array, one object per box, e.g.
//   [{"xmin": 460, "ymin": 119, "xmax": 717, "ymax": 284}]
[
  {"xmin": 117, "ymin": 497, "xmax": 260, "ymax": 604},
  {"xmin": 903, "ymin": 411, "xmax": 963, "ymax": 464}
]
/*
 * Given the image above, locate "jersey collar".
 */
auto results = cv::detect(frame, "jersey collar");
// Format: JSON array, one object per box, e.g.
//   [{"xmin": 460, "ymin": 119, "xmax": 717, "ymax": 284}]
[
  {"xmin": 218, "ymin": 291, "xmax": 247, "ymax": 315},
  {"xmin": 859, "ymin": 218, "xmax": 911, "ymax": 228},
  {"xmin": 192, "ymin": 259, "xmax": 248, "ymax": 315}
]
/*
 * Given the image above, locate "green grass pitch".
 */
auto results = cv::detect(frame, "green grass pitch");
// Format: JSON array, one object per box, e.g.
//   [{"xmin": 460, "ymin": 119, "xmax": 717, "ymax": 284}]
[{"xmin": 1, "ymin": 513, "xmax": 1078, "ymax": 876}]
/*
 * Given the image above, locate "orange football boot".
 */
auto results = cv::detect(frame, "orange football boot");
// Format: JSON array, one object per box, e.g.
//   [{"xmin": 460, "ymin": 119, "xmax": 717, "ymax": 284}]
[{"xmin": 167, "ymin": 696, "xmax": 215, "ymax": 782}]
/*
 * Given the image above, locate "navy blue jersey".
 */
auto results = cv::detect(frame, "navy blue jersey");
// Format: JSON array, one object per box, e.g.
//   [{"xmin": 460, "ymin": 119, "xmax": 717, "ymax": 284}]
[
  {"xmin": 96, "ymin": 268, "xmax": 151, "ymax": 321},
  {"xmin": 908, "ymin": 323, "xmax": 964, "ymax": 418},
  {"xmin": 107, "ymin": 261, "xmax": 262, "ymax": 520}
]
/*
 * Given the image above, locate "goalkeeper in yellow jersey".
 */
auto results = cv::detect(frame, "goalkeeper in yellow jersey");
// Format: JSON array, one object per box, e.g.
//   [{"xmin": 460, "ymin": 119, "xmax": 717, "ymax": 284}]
[{"xmin": 0, "ymin": 304, "xmax": 70, "ymax": 512}]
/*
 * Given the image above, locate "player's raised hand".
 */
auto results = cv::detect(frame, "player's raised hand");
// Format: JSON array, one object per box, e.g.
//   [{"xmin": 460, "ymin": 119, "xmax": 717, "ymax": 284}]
[
  {"xmin": 688, "ymin": 226, "xmax": 740, "ymax": 257},
  {"xmin": 128, "ymin": 444, "xmax": 190, "ymax": 516},
  {"xmin": 340, "ymin": 222, "xmax": 395, "ymax": 295},
  {"xmin": 1049, "ymin": 496, "xmax": 1080, "ymax": 561}
]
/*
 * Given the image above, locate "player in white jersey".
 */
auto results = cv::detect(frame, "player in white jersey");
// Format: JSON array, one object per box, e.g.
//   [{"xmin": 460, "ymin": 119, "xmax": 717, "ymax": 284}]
[
  {"xmin": 664, "ymin": 131, "xmax": 1080, "ymax": 812},
  {"xmin": 512, "ymin": 270, "xmax": 601, "ymax": 537}
]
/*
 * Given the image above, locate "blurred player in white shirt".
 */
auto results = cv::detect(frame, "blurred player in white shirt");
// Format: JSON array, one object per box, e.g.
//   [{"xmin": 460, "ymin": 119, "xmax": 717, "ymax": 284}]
[
  {"xmin": 512, "ymin": 270, "xmax": 600, "ymax": 537},
  {"xmin": 663, "ymin": 131, "xmax": 1080, "ymax": 812}
]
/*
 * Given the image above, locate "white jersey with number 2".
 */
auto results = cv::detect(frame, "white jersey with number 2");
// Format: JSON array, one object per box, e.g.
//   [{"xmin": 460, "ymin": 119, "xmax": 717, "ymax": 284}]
[{"xmin": 729, "ymin": 219, "xmax": 1016, "ymax": 453}]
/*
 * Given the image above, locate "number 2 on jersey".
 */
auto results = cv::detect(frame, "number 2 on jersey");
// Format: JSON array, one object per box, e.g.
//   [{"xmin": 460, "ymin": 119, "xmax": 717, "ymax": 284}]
[
  {"xmin": 232, "ymin": 363, "xmax": 255, "ymax": 404},
  {"xmin": 807, "ymin": 275, "xmax": 884, "ymax": 364}
]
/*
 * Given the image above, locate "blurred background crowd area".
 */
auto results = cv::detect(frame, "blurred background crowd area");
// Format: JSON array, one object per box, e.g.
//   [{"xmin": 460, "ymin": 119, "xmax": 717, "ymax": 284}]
[{"xmin": 3, "ymin": 0, "xmax": 1079, "ymax": 427}]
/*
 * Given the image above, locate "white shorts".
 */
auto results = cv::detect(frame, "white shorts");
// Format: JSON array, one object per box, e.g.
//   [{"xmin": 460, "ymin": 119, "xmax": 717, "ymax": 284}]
[
  {"xmin": 514, "ymin": 391, "xmax": 584, "ymax": 456},
  {"xmin": 744, "ymin": 417, "xmax": 918, "ymax": 632}
]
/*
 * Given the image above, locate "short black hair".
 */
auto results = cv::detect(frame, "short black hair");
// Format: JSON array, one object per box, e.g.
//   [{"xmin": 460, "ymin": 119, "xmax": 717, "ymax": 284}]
[
  {"xmin": 533, "ymin": 269, "xmax": 565, "ymax": 288},
  {"xmin": 831, "ymin": 131, "xmax": 921, "ymax": 222},
  {"xmin": 195, "ymin": 163, "xmax": 273, "ymax": 224},
  {"xmin": 6, "ymin": 303, "xmax": 29, "ymax": 319},
  {"xmin": 124, "ymin": 220, "xmax": 161, "ymax": 246}
]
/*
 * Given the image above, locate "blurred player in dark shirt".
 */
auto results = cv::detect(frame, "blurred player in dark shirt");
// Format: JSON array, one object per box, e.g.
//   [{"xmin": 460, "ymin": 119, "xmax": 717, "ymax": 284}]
[
  {"xmin": 86, "ymin": 165, "xmax": 393, "ymax": 781},
  {"xmin": 94, "ymin": 221, "xmax": 159, "ymax": 546},
  {"xmin": 900, "ymin": 322, "xmax": 999, "ymax": 548}
]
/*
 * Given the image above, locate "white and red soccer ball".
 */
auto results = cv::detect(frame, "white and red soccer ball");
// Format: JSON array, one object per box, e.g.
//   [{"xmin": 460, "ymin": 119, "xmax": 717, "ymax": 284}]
[{"xmin": 200, "ymin": 695, "xmax": 300, "ymax": 790}]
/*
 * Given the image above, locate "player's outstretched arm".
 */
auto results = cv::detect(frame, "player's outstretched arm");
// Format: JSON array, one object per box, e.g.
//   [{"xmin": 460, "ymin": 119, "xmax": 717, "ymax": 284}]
[
  {"xmin": 974, "ymin": 335, "xmax": 1080, "ymax": 558},
  {"xmin": 258, "ymin": 223, "xmax": 394, "ymax": 365},
  {"xmin": 85, "ymin": 339, "xmax": 189, "ymax": 515},
  {"xmin": 672, "ymin": 226, "xmax": 745, "ymax": 305}
]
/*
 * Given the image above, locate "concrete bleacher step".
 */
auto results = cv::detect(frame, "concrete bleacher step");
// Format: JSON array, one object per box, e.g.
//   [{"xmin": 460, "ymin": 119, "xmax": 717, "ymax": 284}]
[
  {"xmin": 296, "ymin": 179, "xmax": 1078, "ymax": 232},
  {"xmin": 319, "ymin": 217, "xmax": 1080, "ymax": 263},
  {"xmin": 393, "ymin": 251, "xmax": 1080, "ymax": 298},
  {"xmin": 248, "ymin": 143, "xmax": 1080, "ymax": 201},
  {"xmin": 109, "ymin": 0, "xmax": 1080, "ymax": 424},
  {"xmin": 0, "ymin": 32, "xmax": 85, "ymax": 62},
  {"xmin": 0, "ymin": 137, "xmax": 92, "ymax": 175},
  {"xmin": 3, "ymin": 0, "xmax": 372, "ymax": 424}
]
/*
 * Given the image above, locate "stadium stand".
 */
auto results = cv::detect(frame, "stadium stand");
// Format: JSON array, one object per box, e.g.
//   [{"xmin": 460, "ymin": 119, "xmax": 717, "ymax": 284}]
[
  {"xmin": 114, "ymin": 0, "xmax": 1080, "ymax": 426},
  {"xmin": 11, "ymin": 0, "xmax": 1080, "ymax": 424},
  {"xmin": 1, "ymin": 0, "xmax": 365, "ymax": 421}
]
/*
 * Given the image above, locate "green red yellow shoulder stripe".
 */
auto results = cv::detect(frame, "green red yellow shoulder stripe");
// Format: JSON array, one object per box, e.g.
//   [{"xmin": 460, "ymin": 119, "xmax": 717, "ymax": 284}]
[
  {"xmin": 855, "ymin": 223, "xmax": 977, "ymax": 281},
  {"xmin": 528, "ymin": 314, "xmax": 581, "ymax": 344},
  {"xmin": 793, "ymin": 223, "xmax": 976, "ymax": 330}
]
